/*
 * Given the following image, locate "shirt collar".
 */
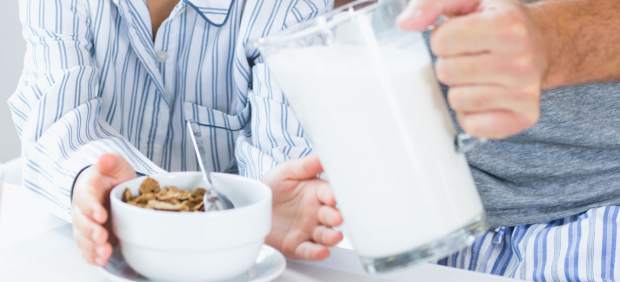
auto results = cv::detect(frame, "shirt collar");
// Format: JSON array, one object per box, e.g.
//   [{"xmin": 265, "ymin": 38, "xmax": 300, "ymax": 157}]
[{"xmin": 183, "ymin": 0, "xmax": 235, "ymax": 26}]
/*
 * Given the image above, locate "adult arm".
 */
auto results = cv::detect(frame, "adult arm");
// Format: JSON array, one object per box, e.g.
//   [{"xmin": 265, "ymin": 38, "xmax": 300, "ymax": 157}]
[
  {"xmin": 397, "ymin": 0, "xmax": 620, "ymax": 139},
  {"xmin": 528, "ymin": 0, "xmax": 620, "ymax": 89}
]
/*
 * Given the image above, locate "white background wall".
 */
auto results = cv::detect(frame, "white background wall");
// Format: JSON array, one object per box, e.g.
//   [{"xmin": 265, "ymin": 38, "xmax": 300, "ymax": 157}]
[{"xmin": 0, "ymin": 0, "xmax": 24, "ymax": 162}]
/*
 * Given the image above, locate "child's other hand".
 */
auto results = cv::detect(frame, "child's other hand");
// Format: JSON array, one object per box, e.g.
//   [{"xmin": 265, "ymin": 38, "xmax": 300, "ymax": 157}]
[
  {"xmin": 71, "ymin": 154, "xmax": 136, "ymax": 266},
  {"xmin": 262, "ymin": 155, "xmax": 344, "ymax": 261}
]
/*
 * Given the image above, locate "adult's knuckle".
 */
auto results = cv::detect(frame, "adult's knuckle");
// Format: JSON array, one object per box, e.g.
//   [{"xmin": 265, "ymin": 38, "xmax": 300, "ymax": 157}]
[
  {"xmin": 460, "ymin": 117, "xmax": 478, "ymax": 136},
  {"xmin": 495, "ymin": 13, "xmax": 528, "ymax": 43},
  {"xmin": 497, "ymin": 8, "xmax": 525, "ymax": 26},
  {"xmin": 430, "ymin": 30, "xmax": 446, "ymax": 55},
  {"xmin": 447, "ymin": 89, "xmax": 463, "ymax": 109},
  {"xmin": 514, "ymin": 85, "xmax": 540, "ymax": 99},
  {"xmin": 511, "ymin": 54, "xmax": 535, "ymax": 73},
  {"xmin": 524, "ymin": 107, "xmax": 541, "ymax": 125},
  {"xmin": 510, "ymin": 22, "xmax": 529, "ymax": 42},
  {"xmin": 451, "ymin": 88, "xmax": 485, "ymax": 110},
  {"xmin": 509, "ymin": 90, "xmax": 529, "ymax": 101},
  {"xmin": 434, "ymin": 60, "xmax": 452, "ymax": 84},
  {"xmin": 506, "ymin": 91, "xmax": 534, "ymax": 117},
  {"xmin": 500, "ymin": 24, "xmax": 527, "ymax": 48}
]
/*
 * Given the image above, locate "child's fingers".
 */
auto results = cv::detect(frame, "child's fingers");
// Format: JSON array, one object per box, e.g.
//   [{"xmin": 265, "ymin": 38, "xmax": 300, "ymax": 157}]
[
  {"xmin": 94, "ymin": 243, "xmax": 113, "ymax": 266},
  {"xmin": 295, "ymin": 242, "xmax": 330, "ymax": 261},
  {"xmin": 92, "ymin": 225, "xmax": 109, "ymax": 244},
  {"xmin": 318, "ymin": 206, "xmax": 343, "ymax": 227},
  {"xmin": 72, "ymin": 208, "xmax": 107, "ymax": 244},
  {"xmin": 74, "ymin": 215, "xmax": 112, "ymax": 266},
  {"xmin": 80, "ymin": 195, "xmax": 108, "ymax": 224},
  {"xmin": 312, "ymin": 226, "xmax": 343, "ymax": 247},
  {"xmin": 74, "ymin": 232, "xmax": 97, "ymax": 264},
  {"xmin": 315, "ymin": 181, "xmax": 336, "ymax": 207}
]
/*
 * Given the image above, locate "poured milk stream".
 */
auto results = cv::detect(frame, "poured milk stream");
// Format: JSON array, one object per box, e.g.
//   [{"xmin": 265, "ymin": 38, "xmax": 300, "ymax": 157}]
[{"xmin": 266, "ymin": 35, "xmax": 484, "ymax": 258}]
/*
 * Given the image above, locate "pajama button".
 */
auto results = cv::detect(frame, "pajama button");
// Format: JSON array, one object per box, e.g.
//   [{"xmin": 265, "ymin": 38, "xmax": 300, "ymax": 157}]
[{"xmin": 155, "ymin": 51, "xmax": 168, "ymax": 62}]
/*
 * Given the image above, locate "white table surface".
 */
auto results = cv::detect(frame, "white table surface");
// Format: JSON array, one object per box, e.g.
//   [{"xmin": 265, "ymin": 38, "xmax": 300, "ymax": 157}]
[{"xmin": 0, "ymin": 175, "xmax": 518, "ymax": 282}]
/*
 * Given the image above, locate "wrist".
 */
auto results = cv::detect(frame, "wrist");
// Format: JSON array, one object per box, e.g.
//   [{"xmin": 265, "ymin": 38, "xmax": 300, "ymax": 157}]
[
  {"xmin": 526, "ymin": 2, "xmax": 565, "ymax": 90},
  {"xmin": 71, "ymin": 165, "xmax": 93, "ymax": 203}
]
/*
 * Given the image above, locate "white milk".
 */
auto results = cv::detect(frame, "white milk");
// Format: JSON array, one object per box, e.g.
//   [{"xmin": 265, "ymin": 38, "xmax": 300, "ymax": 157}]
[{"xmin": 265, "ymin": 34, "xmax": 484, "ymax": 258}]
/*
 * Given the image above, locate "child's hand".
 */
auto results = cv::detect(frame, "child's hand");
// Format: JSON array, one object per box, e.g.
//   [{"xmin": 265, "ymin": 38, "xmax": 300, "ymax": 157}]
[
  {"xmin": 71, "ymin": 154, "xmax": 136, "ymax": 266},
  {"xmin": 262, "ymin": 155, "xmax": 344, "ymax": 261}
]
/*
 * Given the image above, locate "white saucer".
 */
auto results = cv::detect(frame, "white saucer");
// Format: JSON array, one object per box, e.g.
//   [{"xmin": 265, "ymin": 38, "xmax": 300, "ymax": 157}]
[{"xmin": 99, "ymin": 245, "xmax": 286, "ymax": 282}]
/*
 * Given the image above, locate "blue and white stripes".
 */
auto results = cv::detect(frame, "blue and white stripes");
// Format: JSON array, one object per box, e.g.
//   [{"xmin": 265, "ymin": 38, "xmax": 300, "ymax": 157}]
[
  {"xmin": 439, "ymin": 205, "xmax": 620, "ymax": 281},
  {"xmin": 9, "ymin": 0, "xmax": 332, "ymax": 220}
]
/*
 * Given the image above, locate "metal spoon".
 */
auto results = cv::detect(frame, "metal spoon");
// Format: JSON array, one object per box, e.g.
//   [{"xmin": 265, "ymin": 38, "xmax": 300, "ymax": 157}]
[{"xmin": 186, "ymin": 121, "xmax": 235, "ymax": 211}]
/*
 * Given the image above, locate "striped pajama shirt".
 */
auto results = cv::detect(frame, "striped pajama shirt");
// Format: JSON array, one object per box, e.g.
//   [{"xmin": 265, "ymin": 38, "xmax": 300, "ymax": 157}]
[
  {"xmin": 9, "ymin": 0, "xmax": 331, "ymax": 221},
  {"xmin": 439, "ymin": 206, "xmax": 619, "ymax": 281}
]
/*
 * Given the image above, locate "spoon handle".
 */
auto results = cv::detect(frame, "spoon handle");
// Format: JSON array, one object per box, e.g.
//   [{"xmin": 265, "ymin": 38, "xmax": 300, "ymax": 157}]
[
  {"xmin": 187, "ymin": 121, "xmax": 235, "ymax": 211},
  {"xmin": 186, "ymin": 121, "xmax": 213, "ymax": 186}
]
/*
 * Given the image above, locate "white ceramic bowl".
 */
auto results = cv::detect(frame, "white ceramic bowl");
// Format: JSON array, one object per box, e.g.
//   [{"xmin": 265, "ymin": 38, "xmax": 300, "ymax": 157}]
[{"xmin": 110, "ymin": 172, "xmax": 272, "ymax": 282}]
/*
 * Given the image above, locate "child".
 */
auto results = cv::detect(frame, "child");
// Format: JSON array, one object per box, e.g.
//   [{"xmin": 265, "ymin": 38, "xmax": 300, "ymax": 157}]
[{"xmin": 10, "ymin": 0, "xmax": 344, "ymax": 266}]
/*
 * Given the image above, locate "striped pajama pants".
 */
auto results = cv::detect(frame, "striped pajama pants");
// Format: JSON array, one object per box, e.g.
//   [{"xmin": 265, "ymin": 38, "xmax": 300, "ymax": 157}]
[{"xmin": 439, "ymin": 206, "xmax": 619, "ymax": 281}]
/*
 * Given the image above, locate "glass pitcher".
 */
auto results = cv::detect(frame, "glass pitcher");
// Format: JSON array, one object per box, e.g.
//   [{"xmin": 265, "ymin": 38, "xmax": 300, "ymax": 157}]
[{"xmin": 255, "ymin": 0, "xmax": 488, "ymax": 274}]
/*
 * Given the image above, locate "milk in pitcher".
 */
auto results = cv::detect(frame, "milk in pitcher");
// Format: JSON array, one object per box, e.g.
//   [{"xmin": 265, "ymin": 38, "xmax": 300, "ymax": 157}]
[{"xmin": 266, "ymin": 33, "xmax": 485, "ymax": 263}]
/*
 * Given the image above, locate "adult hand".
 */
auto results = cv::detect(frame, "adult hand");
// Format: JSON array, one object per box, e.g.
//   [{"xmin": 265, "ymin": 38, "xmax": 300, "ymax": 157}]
[
  {"xmin": 398, "ymin": 0, "xmax": 548, "ymax": 139},
  {"xmin": 71, "ymin": 154, "xmax": 136, "ymax": 266},
  {"xmin": 263, "ymin": 155, "xmax": 344, "ymax": 260}
]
